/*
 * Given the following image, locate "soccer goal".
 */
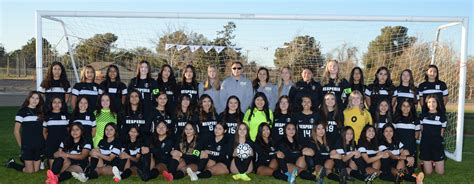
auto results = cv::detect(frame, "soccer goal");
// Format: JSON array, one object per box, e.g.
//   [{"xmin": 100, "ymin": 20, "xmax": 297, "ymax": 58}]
[{"xmin": 35, "ymin": 11, "xmax": 468, "ymax": 161}]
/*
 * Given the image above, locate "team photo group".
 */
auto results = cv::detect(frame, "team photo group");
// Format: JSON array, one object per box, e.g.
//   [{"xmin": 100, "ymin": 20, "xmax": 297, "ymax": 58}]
[{"xmin": 6, "ymin": 59, "xmax": 449, "ymax": 184}]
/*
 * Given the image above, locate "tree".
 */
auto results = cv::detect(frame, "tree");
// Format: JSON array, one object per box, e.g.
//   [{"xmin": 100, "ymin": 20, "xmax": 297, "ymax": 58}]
[
  {"xmin": 0, "ymin": 43, "xmax": 5, "ymax": 67},
  {"xmin": 274, "ymin": 35, "xmax": 325, "ymax": 80},
  {"xmin": 75, "ymin": 33, "xmax": 118, "ymax": 65},
  {"xmin": 327, "ymin": 43, "xmax": 359, "ymax": 79},
  {"xmin": 363, "ymin": 26, "xmax": 416, "ymax": 75}
]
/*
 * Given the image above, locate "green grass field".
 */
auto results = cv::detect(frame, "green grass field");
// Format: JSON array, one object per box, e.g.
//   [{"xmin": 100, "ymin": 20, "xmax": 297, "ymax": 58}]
[{"xmin": 0, "ymin": 106, "xmax": 473, "ymax": 184}]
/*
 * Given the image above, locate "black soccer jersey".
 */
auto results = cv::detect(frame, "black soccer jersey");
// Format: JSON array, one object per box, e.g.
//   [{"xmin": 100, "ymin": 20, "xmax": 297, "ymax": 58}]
[
  {"xmin": 334, "ymin": 140, "xmax": 357, "ymax": 156},
  {"xmin": 199, "ymin": 136, "xmax": 231, "ymax": 162},
  {"xmin": 150, "ymin": 109, "xmax": 175, "ymax": 136},
  {"xmin": 418, "ymin": 81, "xmax": 448, "ymax": 113},
  {"xmin": 157, "ymin": 80, "xmax": 179, "ymax": 113},
  {"xmin": 71, "ymin": 111, "xmax": 96, "ymax": 139},
  {"xmin": 374, "ymin": 114, "xmax": 391, "ymax": 131},
  {"xmin": 175, "ymin": 137, "xmax": 201, "ymax": 161},
  {"xmin": 272, "ymin": 112, "xmax": 291, "ymax": 142},
  {"xmin": 321, "ymin": 78, "xmax": 351, "ymax": 108},
  {"xmin": 254, "ymin": 140, "xmax": 277, "ymax": 165},
  {"xmin": 350, "ymin": 83, "xmax": 366, "ymax": 95},
  {"xmin": 122, "ymin": 139, "xmax": 143, "ymax": 157},
  {"xmin": 99, "ymin": 81, "xmax": 127, "ymax": 110},
  {"xmin": 357, "ymin": 141, "xmax": 379, "ymax": 157},
  {"xmin": 305, "ymin": 139, "xmax": 331, "ymax": 161},
  {"xmin": 379, "ymin": 140, "xmax": 404, "ymax": 156},
  {"xmin": 365, "ymin": 83, "xmax": 395, "ymax": 114},
  {"xmin": 118, "ymin": 111, "xmax": 149, "ymax": 140},
  {"xmin": 218, "ymin": 112, "xmax": 243, "ymax": 137},
  {"xmin": 288, "ymin": 80, "xmax": 322, "ymax": 112},
  {"xmin": 322, "ymin": 110, "xmax": 343, "ymax": 148},
  {"xmin": 150, "ymin": 136, "xmax": 174, "ymax": 161},
  {"xmin": 98, "ymin": 138, "xmax": 121, "ymax": 156},
  {"xmin": 394, "ymin": 115, "xmax": 420, "ymax": 155},
  {"xmin": 419, "ymin": 112, "xmax": 446, "ymax": 139},
  {"xmin": 72, "ymin": 82, "xmax": 100, "ymax": 112},
  {"xmin": 128, "ymin": 77, "xmax": 159, "ymax": 117},
  {"xmin": 60, "ymin": 139, "xmax": 92, "ymax": 155},
  {"xmin": 294, "ymin": 112, "xmax": 320, "ymax": 144},
  {"xmin": 197, "ymin": 111, "xmax": 218, "ymax": 142},
  {"xmin": 44, "ymin": 111, "xmax": 70, "ymax": 149},
  {"xmin": 393, "ymin": 85, "xmax": 418, "ymax": 106},
  {"xmin": 39, "ymin": 79, "xmax": 71, "ymax": 112},
  {"xmin": 277, "ymin": 137, "xmax": 302, "ymax": 162},
  {"xmin": 178, "ymin": 81, "xmax": 199, "ymax": 106},
  {"xmin": 15, "ymin": 107, "xmax": 44, "ymax": 149},
  {"xmin": 173, "ymin": 111, "xmax": 198, "ymax": 138}
]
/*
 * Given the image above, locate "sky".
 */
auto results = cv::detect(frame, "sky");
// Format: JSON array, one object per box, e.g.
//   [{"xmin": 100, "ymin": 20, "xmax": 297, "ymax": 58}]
[{"xmin": 1, "ymin": 0, "xmax": 473, "ymax": 67}]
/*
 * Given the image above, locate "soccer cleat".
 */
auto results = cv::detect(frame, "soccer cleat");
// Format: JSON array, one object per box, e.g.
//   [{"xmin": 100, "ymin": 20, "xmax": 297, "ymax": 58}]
[
  {"xmin": 162, "ymin": 170, "xmax": 174, "ymax": 181},
  {"xmin": 232, "ymin": 173, "xmax": 241, "ymax": 180},
  {"xmin": 46, "ymin": 170, "xmax": 58, "ymax": 184},
  {"xmin": 339, "ymin": 169, "xmax": 348, "ymax": 184},
  {"xmin": 364, "ymin": 172, "xmax": 377, "ymax": 184},
  {"xmin": 240, "ymin": 173, "xmax": 251, "ymax": 181},
  {"xmin": 112, "ymin": 166, "xmax": 122, "ymax": 182},
  {"xmin": 5, "ymin": 158, "xmax": 14, "ymax": 168},
  {"xmin": 187, "ymin": 167, "xmax": 198, "ymax": 181},
  {"xmin": 71, "ymin": 172, "xmax": 88, "ymax": 183},
  {"xmin": 288, "ymin": 168, "xmax": 298, "ymax": 184},
  {"xmin": 416, "ymin": 172, "xmax": 424, "ymax": 184}
]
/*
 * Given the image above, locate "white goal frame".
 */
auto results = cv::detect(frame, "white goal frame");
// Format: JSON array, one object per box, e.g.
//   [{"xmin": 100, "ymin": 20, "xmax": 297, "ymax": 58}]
[{"xmin": 35, "ymin": 10, "xmax": 468, "ymax": 161}]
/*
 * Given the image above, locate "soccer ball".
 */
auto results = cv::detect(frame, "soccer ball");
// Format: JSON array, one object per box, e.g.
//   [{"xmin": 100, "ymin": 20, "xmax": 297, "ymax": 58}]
[{"xmin": 236, "ymin": 143, "xmax": 253, "ymax": 159}]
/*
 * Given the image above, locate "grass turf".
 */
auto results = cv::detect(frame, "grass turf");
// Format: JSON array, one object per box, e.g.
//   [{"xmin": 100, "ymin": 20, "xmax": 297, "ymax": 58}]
[{"xmin": 0, "ymin": 106, "xmax": 473, "ymax": 183}]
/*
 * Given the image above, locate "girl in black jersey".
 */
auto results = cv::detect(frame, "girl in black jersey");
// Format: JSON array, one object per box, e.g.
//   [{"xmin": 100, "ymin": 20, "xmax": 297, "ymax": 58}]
[
  {"xmin": 118, "ymin": 89, "xmax": 149, "ymax": 141},
  {"xmin": 86, "ymin": 123, "xmax": 121, "ymax": 180},
  {"xmin": 330, "ymin": 126, "xmax": 364, "ymax": 184},
  {"xmin": 173, "ymin": 94, "xmax": 197, "ymax": 139},
  {"xmin": 374, "ymin": 99, "xmax": 393, "ymax": 132},
  {"xmin": 44, "ymin": 97, "xmax": 70, "ymax": 168},
  {"xmin": 150, "ymin": 121, "xmax": 175, "ymax": 181},
  {"xmin": 394, "ymin": 99, "xmax": 420, "ymax": 175},
  {"xmin": 71, "ymin": 65, "xmax": 100, "ymax": 112},
  {"xmin": 274, "ymin": 123, "xmax": 304, "ymax": 183},
  {"xmin": 357, "ymin": 125, "xmax": 391, "ymax": 182},
  {"xmin": 254, "ymin": 123, "xmax": 278, "ymax": 176},
  {"xmin": 419, "ymin": 65, "xmax": 449, "ymax": 113},
  {"xmin": 230, "ymin": 123, "xmax": 254, "ymax": 181},
  {"xmin": 218, "ymin": 95, "xmax": 243, "ymax": 138},
  {"xmin": 71, "ymin": 97, "xmax": 96, "ymax": 142},
  {"xmin": 169, "ymin": 123, "xmax": 201, "ymax": 181},
  {"xmin": 7, "ymin": 91, "xmax": 44, "ymax": 173},
  {"xmin": 272, "ymin": 95, "xmax": 291, "ymax": 142},
  {"xmin": 178, "ymin": 64, "xmax": 199, "ymax": 106},
  {"xmin": 192, "ymin": 122, "xmax": 231, "ymax": 180},
  {"xmin": 151, "ymin": 91, "xmax": 175, "ymax": 138},
  {"xmin": 319, "ymin": 93, "xmax": 343, "ymax": 148},
  {"xmin": 39, "ymin": 62, "xmax": 70, "ymax": 112},
  {"xmin": 112, "ymin": 126, "xmax": 145, "ymax": 182},
  {"xmin": 379, "ymin": 123, "xmax": 416, "ymax": 182},
  {"xmin": 99, "ymin": 65, "xmax": 127, "ymax": 111},
  {"xmin": 197, "ymin": 94, "xmax": 218, "ymax": 142},
  {"xmin": 294, "ymin": 95, "xmax": 320, "ymax": 145},
  {"xmin": 365, "ymin": 66, "xmax": 395, "ymax": 117},
  {"xmin": 349, "ymin": 67, "xmax": 366, "ymax": 100},
  {"xmin": 392, "ymin": 69, "xmax": 418, "ymax": 112},
  {"xmin": 46, "ymin": 123, "xmax": 91, "ymax": 183},
  {"xmin": 128, "ymin": 60, "xmax": 159, "ymax": 118},
  {"xmin": 320, "ymin": 60, "xmax": 351, "ymax": 109},
  {"xmin": 157, "ymin": 64, "xmax": 179, "ymax": 113}
]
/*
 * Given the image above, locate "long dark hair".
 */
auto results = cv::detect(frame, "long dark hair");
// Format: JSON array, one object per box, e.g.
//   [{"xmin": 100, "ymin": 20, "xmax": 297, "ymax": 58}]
[
  {"xmin": 96, "ymin": 93, "xmax": 117, "ymax": 118},
  {"xmin": 372, "ymin": 66, "xmax": 393, "ymax": 96},
  {"xmin": 358, "ymin": 125, "xmax": 378, "ymax": 150},
  {"xmin": 179, "ymin": 122, "xmax": 198, "ymax": 153},
  {"xmin": 40, "ymin": 61, "xmax": 70, "ymax": 90},
  {"xmin": 398, "ymin": 69, "xmax": 417, "ymax": 104},
  {"xmin": 103, "ymin": 65, "xmax": 122, "ymax": 90},
  {"xmin": 311, "ymin": 122, "xmax": 328, "ymax": 151},
  {"xmin": 380, "ymin": 123, "xmax": 399, "ymax": 145},
  {"xmin": 282, "ymin": 122, "xmax": 301, "ymax": 151},
  {"xmin": 349, "ymin": 67, "xmax": 364, "ymax": 86},
  {"xmin": 198, "ymin": 94, "xmax": 217, "ymax": 123},
  {"xmin": 252, "ymin": 67, "xmax": 270, "ymax": 92},
  {"xmin": 233, "ymin": 123, "xmax": 251, "ymax": 149},
  {"xmin": 340, "ymin": 126, "xmax": 356, "ymax": 151},
  {"xmin": 72, "ymin": 96, "xmax": 89, "ymax": 117},
  {"xmin": 132, "ymin": 60, "xmax": 152, "ymax": 87},
  {"xmin": 319, "ymin": 93, "xmax": 343, "ymax": 128},
  {"xmin": 103, "ymin": 122, "xmax": 118, "ymax": 140},
  {"xmin": 425, "ymin": 94, "xmax": 443, "ymax": 113},
  {"xmin": 247, "ymin": 92, "xmax": 271, "ymax": 123},
  {"xmin": 221, "ymin": 95, "xmax": 243, "ymax": 123},
  {"xmin": 157, "ymin": 64, "xmax": 176, "ymax": 84},
  {"xmin": 62, "ymin": 122, "xmax": 85, "ymax": 151},
  {"xmin": 424, "ymin": 64, "xmax": 440, "ymax": 82},
  {"xmin": 124, "ymin": 89, "xmax": 143, "ymax": 117},
  {"xmin": 175, "ymin": 94, "xmax": 193, "ymax": 119},
  {"xmin": 274, "ymin": 95, "xmax": 291, "ymax": 115},
  {"xmin": 181, "ymin": 64, "xmax": 197, "ymax": 86},
  {"xmin": 394, "ymin": 99, "xmax": 416, "ymax": 123},
  {"xmin": 125, "ymin": 126, "xmax": 142, "ymax": 147},
  {"xmin": 21, "ymin": 91, "xmax": 44, "ymax": 121},
  {"xmin": 255, "ymin": 123, "xmax": 274, "ymax": 153},
  {"xmin": 374, "ymin": 99, "xmax": 393, "ymax": 130}
]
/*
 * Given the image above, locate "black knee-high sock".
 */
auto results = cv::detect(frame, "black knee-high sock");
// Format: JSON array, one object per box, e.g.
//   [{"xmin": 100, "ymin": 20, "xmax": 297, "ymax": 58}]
[
  {"xmin": 86, "ymin": 157, "xmax": 99, "ymax": 179},
  {"xmin": 300, "ymin": 170, "xmax": 316, "ymax": 181},
  {"xmin": 89, "ymin": 157, "xmax": 99, "ymax": 171},
  {"xmin": 305, "ymin": 156, "xmax": 315, "ymax": 172},
  {"xmin": 277, "ymin": 158, "xmax": 288, "ymax": 173},
  {"xmin": 349, "ymin": 170, "xmax": 365, "ymax": 181},
  {"xmin": 58, "ymin": 171, "xmax": 72, "ymax": 182},
  {"xmin": 235, "ymin": 158, "xmax": 251, "ymax": 174},
  {"xmin": 380, "ymin": 158, "xmax": 391, "ymax": 174},
  {"xmin": 334, "ymin": 159, "xmax": 345, "ymax": 171},
  {"xmin": 51, "ymin": 157, "xmax": 64, "ymax": 175},
  {"xmin": 327, "ymin": 173, "xmax": 340, "ymax": 181},
  {"xmin": 149, "ymin": 168, "xmax": 159, "ymax": 179},
  {"xmin": 168, "ymin": 159, "xmax": 179, "ymax": 174},
  {"xmin": 273, "ymin": 170, "xmax": 288, "ymax": 181},
  {"xmin": 353, "ymin": 157, "xmax": 366, "ymax": 174},
  {"xmin": 379, "ymin": 171, "xmax": 396, "ymax": 181},
  {"xmin": 119, "ymin": 159, "xmax": 128, "ymax": 171},
  {"xmin": 121, "ymin": 169, "xmax": 132, "ymax": 179},
  {"xmin": 8, "ymin": 162, "xmax": 25, "ymax": 172},
  {"xmin": 174, "ymin": 171, "xmax": 185, "ymax": 180},
  {"xmin": 197, "ymin": 170, "xmax": 212, "ymax": 178},
  {"xmin": 197, "ymin": 158, "xmax": 209, "ymax": 172},
  {"xmin": 140, "ymin": 153, "xmax": 151, "ymax": 172}
]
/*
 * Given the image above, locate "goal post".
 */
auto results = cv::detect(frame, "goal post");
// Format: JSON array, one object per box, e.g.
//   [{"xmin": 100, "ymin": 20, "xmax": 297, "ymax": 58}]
[{"xmin": 35, "ymin": 10, "xmax": 468, "ymax": 161}]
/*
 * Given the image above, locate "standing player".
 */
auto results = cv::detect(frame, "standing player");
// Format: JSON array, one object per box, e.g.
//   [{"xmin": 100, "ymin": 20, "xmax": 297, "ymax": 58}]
[
  {"xmin": 276, "ymin": 66, "xmax": 294, "ymax": 97},
  {"xmin": 99, "ymin": 65, "xmax": 127, "ymax": 111},
  {"xmin": 157, "ymin": 64, "xmax": 178, "ymax": 112},
  {"xmin": 219, "ymin": 95, "xmax": 244, "ymax": 138},
  {"xmin": 199, "ymin": 65, "xmax": 223, "ymax": 113},
  {"xmin": 288, "ymin": 66, "xmax": 322, "ymax": 113},
  {"xmin": 128, "ymin": 60, "xmax": 159, "ymax": 118},
  {"xmin": 71, "ymin": 65, "xmax": 100, "ymax": 112},
  {"xmin": 320, "ymin": 60, "xmax": 351, "ymax": 109},
  {"xmin": 39, "ymin": 62, "xmax": 71, "ymax": 112},
  {"xmin": 253, "ymin": 67, "xmax": 278, "ymax": 111},
  {"xmin": 418, "ymin": 65, "xmax": 448, "ymax": 113},
  {"xmin": 365, "ymin": 66, "xmax": 395, "ymax": 117},
  {"xmin": 178, "ymin": 65, "xmax": 199, "ymax": 106},
  {"xmin": 272, "ymin": 96, "xmax": 292, "ymax": 142}
]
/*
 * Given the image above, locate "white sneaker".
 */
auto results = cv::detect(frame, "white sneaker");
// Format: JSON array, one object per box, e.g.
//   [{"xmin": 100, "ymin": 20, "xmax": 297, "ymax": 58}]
[
  {"xmin": 186, "ymin": 167, "xmax": 198, "ymax": 181},
  {"xmin": 112, "ymin": 166, "xmax": 122, "ymax": 182},
  {"xmin": 71, "ymin": 172, "xmax": 88, "ymax": 183}
]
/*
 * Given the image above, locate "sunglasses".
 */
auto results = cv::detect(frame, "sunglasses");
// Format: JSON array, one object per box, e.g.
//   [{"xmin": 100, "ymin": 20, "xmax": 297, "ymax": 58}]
[{"xmin": 232, "ymin": 67, "xmax": 242, "ymax": 70}]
